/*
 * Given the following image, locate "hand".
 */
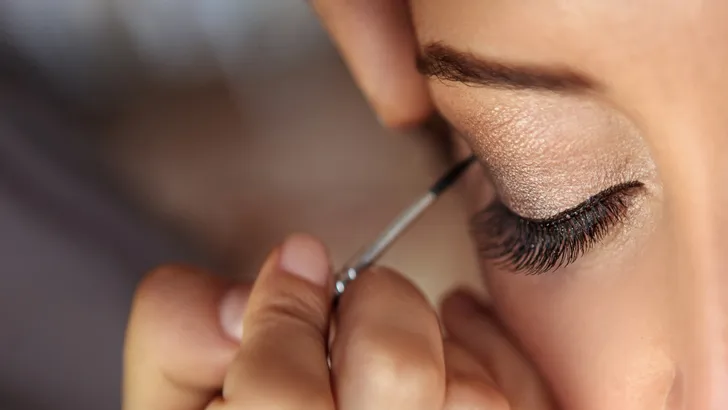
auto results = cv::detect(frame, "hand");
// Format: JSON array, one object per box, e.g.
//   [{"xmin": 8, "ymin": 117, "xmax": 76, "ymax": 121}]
[
  {"xmin": 440, "ymin": 290, "xmax": 559, "ymax": 409},
  {"xmin": 309, "ymin": 0, "xmax": 432, "ymax": 128},
  {"xmin": 123, "ymin": 233, "xmax": 509, "ymax": 409}
]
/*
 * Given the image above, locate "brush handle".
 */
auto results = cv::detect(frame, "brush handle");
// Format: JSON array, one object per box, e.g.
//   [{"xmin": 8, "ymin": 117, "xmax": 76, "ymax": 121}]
[
  {"xmin": 332, "ymin": 192, "xmax": 436, "ymax": 298},
  {"xmin": 331, "ymin": 155, "xmax": 476, "ymax": 299}
]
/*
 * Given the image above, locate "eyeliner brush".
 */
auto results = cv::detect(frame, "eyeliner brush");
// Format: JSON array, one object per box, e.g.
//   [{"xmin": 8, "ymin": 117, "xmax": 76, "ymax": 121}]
[{"xmin": 332, "ymin": 154, "xmax": 477, "ymax": 298}]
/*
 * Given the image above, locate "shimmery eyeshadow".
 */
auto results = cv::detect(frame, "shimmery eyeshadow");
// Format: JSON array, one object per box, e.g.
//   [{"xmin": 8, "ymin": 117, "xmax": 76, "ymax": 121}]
[{"xmin": 431, "ymin": 85, "xmax": 655, "ymax": 219}]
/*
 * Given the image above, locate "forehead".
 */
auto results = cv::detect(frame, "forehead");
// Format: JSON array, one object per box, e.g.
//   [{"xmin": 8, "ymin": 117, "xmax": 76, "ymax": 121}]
[
  {"xmin": 412, "ymin": 0, "xmax": 728, "ymax": 240},
  {"xmin": 410, "ymin": 0, "xmax": 723, "ymax": 83},
  {"xmin": 411, "ymin": 0, "xmax": 728, "ymax": 151},
  {"xmin": 411, "ymin": 0, "xmax": 703, "ymax": 39}
]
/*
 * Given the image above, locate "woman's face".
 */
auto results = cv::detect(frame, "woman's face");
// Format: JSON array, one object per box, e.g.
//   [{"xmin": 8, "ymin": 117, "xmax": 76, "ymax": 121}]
[{"xmin": 411, "ymin": 1, "xmax": 728, "ymax": 408}]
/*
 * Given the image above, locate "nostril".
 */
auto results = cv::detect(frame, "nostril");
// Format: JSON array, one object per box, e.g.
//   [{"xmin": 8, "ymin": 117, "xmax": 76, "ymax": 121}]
[{"xmin": 663, "ymin": 367, "xmax": 684, "ymax": 410}]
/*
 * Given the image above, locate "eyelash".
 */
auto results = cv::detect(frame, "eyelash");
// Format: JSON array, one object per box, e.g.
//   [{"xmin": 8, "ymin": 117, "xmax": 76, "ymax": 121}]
[{"xmin": 471, "ymin": 181, "xmax": 644, "ymax": 274}]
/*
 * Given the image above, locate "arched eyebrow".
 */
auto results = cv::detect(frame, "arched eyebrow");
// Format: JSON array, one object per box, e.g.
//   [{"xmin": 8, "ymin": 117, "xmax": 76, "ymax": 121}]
[{"xmin": 416, "ymin": 42, "xmax": 597, "ymax": 92}]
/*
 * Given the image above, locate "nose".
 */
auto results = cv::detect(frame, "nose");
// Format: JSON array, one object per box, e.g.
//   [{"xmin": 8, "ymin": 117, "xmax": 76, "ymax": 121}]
[
  {"xmin": 665, "ymin": 152, "xmax": 728, "ymax": 410},
  {"xmin": 678, "ymin": 260, "xmax": 728, "ymax": 410}
]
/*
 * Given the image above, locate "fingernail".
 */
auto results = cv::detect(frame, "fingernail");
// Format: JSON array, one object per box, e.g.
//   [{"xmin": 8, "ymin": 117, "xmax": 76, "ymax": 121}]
[
  {"xmin": 279, "ymin": 234, "xmax": 329, "ymax": 287},
  {"xmin": 220, "ymin": 286, "xmax": 248, "ymax": 341}
]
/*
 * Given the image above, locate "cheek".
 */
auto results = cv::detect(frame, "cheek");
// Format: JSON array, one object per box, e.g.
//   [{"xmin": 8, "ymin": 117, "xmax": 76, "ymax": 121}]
[
  {"xmin": 455, "ymin": 125, "xmax": 676, "ymax": 408},
  {"xmin": 481, "ymin": 249, "xmax": 676, "ymax": 409}
]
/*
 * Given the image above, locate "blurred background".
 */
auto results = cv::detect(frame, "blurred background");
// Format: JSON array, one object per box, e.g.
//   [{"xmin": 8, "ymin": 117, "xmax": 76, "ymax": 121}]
[{"xmin": 0, "ymin": 2, "xmax": 480, "ymax": 409}]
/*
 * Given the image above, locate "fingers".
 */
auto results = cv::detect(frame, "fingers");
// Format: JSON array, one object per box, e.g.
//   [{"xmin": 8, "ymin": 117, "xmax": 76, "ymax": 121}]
[
  {"xmin": 442, "ymin": 340, "xmax": 510, "ymax": 410},
  {"xmin": 215, "ymin": 233, "xmax": 335, "ymax": 409},
  {"xmin": 441, "ymin": 290, "xmax": 557, "ymax": 409},
  {"xmin": 123, "ymin": 265, "xmax": 250, "ymax": 410},
  {"xmin": 331, "ymin": 267, "xmax": 446, "ymax": 410},
  {"xmin": 311, "ymin": 0, "xmax": 433, "ymax": 128}
]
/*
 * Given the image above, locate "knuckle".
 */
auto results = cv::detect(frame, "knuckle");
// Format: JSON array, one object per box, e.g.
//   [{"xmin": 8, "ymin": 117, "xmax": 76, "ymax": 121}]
[
  {"xmin": 130, "ymin": 264, "xmax": 213, "ymax": 329},
  {"xmin": 365, "ymin": 265, "xmax": 405, "ymax": 281},
  {"xmin": 354, "ymin": 332, "xmax": 445, "ymax": 396},
  {"xmin": 133, "ymin": 264, "xmax": 199, "ymax": 305},
  {"xmin": 130, "ymin": 266, "xmax": 180, "ymax": 322},
  {"xmin": 285, "ymin": 387, "xmax": 335, "ymax": 410},
  {"xmin": 445, "ymin": 377, "xmax": 511, "ymax": 410},
  {"xmin": 230, "ymin": 379, "xmax": 334, "ymax": 410},
  {"xmin": 133, "ymin": 265, "xmax": 175, "ymax": 303},
  {"xmin": 252, "ymin": 287, "xmax": 328, "ymax": 334},
  {"xmin": 351, "ymin": 266, "xmax": 429, "ymax": 304},
  {"xmin": 127, "ymin": 264, "xmax": 221, "ymax": 351},
  {"xmin": 265, "ymin": 392, "xmax": 333, "ymax": 410}
]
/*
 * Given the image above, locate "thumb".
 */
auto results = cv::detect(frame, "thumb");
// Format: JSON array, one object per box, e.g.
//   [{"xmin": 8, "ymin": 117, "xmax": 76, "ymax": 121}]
[{"xmin": 123, "ymin": 265, "xmax": 251, "ymax": 410}]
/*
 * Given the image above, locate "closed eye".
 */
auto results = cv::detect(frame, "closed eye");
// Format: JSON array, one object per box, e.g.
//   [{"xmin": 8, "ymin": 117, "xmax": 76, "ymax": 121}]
[{"xmin": 471, "ymin": 181, "xmax": 645, "ymax": 274}]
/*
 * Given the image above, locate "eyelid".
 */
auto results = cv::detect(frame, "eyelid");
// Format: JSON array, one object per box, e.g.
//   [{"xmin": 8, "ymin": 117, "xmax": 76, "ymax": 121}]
[
  {"xmin": 507, "ymin": 181, "xmax": 645, "ymax": 224},
  {"xmin": 471, "ymin": 181, "xmax": 645, "ymax": 274}
]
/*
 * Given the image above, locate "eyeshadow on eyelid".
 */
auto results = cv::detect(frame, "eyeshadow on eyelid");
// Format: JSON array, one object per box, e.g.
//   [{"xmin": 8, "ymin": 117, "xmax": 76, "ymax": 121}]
[
  {"xmin": 438, "ymin": 89, "xmax": 655, "ymax": 219},
  {"xmin": 471, "ymin": 180, "xmax": 647, "ymax": 274}
]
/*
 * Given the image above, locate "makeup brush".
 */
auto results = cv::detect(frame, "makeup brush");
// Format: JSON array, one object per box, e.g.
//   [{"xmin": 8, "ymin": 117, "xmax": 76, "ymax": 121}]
[{"xmin": 332, "ymin": 154, "xmax": 477, "ymax": 298}]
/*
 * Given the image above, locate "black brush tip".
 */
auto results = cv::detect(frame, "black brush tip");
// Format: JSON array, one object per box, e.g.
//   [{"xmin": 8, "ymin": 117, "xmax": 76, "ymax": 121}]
[{"xmin": 429, "ymin": 155, "xmax": 477, "ymax": 195}]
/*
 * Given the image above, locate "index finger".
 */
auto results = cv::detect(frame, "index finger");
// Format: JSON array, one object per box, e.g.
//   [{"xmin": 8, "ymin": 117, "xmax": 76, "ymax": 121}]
[
  {"xmin": 311, "ymin": 0, "xmax": 433, "ymax": 128},
  {"xmin": 211, "ymin": 234, "xmax": 335, "ymax": 409},
  {"xmin": 331, "ymin": 267, "xmax": 447, "ymax": 410}
]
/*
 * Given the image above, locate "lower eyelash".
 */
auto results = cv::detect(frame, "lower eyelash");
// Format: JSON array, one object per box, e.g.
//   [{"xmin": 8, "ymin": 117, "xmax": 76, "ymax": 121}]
[{"xmin": 471, "ymin": 181, "xmax": 644, "ymax": 274}]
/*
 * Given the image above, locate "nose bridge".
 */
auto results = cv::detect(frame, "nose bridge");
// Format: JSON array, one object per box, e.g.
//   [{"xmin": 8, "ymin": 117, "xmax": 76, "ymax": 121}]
[
  {"xmin": 662, "ymin": 121, "xmax": 728, "ymax": 408},
  {"xmin": 682, "ymin": 199, "xmax": 728, "ymax": 408}
]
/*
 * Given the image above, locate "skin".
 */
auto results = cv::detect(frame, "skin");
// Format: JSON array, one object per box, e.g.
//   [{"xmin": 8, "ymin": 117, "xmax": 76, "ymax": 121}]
[
  {"xmin": 410, "ymin": 0, "xmax": 728, "ymax": 408},
  {"xmin": 124, "ymin": 0, "xmax": 728, "ymax": 409},
  {"xmin": 124, "ymin": 234, "xmax": 516, "ymax": 410}
]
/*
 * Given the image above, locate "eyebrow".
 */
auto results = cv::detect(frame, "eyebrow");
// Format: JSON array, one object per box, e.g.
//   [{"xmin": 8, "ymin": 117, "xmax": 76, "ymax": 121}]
[{"xmin": 416, "ymin": 43, "xmax": 596, "ymax": 92}]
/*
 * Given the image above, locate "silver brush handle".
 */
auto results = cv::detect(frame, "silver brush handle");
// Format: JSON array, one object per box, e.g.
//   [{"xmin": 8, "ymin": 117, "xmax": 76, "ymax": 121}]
[
  {"xmin": 331, "ymin": 155, "xmax": 476, "ymax": 300},
  {"xmin": 332, "ymin": 192, "xmax": 435, "ymax": 298},
  {"xmin": 333, "ymin": 266, "xmax": 359, "ymax": 297}
]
